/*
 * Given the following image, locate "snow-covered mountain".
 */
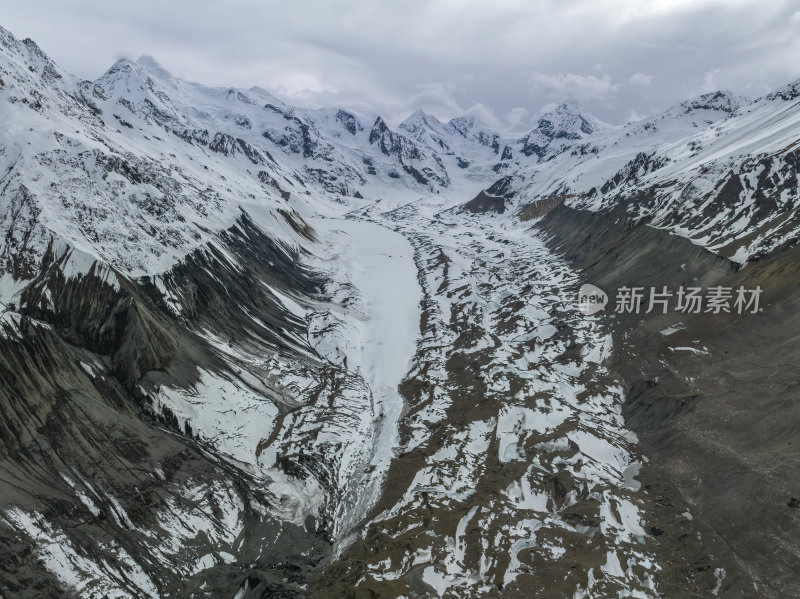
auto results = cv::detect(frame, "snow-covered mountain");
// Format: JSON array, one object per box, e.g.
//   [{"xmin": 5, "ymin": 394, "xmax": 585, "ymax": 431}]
[
  {"xmin": 516, "ymin": 99, "xmax": 606, "ymax": 160},
  {"xmin": 2, "ymin": 22, "xmax": 800, "ymax": 599},
  {"xmin": 476, "ymin": 86, "xmax": 800, "ymax": 263}
]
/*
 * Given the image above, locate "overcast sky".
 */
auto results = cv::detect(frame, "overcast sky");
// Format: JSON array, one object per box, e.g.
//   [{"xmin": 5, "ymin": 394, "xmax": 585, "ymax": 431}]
[{"xmin": 3, "ymin": 0, "xmax": 799, "ymax": 130}]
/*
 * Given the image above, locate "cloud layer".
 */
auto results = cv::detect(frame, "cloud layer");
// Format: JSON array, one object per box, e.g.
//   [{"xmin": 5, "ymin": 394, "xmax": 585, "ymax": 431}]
[{"xmin": 3, "ymin": 0, "xmax": 799, "ymax": 129}]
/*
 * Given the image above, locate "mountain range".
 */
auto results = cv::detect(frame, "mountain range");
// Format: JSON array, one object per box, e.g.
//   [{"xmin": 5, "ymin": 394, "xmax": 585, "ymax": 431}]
[{"xmin": 1, "ymin": 24, "xmax": 799, "ymax": 598}]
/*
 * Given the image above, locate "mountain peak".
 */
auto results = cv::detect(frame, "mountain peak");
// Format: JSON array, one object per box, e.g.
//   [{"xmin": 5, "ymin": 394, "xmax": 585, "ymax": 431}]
[
  {"xmin": 678, "ymin": 90, "xmax": 749, "ymax": 114},
  {"xmin": 399, "ymin": 109, "xmax": 445, "ymax": 134},
  {"xmin": 95, "ymin": 56, "xmax": 185, "ymax": 125},
  {"xmin": 101, "ymin": 57, "xmax": 141, "ymax": 79},
  {"xmin": 535, "ymin": 101, "xmax": 598, "ymax": 139},
  {"xmin": 516, "ymin": 101, "xmax": 600, "ymax": 159},
  {"xmin": 98, "ymin": 55, "xmax": 178, "ymax": 96},
  {"xmin": 556, "ymin": 97, "xmax": 581, "ymax": 110},
  {"xmin": 0, "ymin": 25, "xmax": 62, "ymax": 81},
  {"xmin": 135, "ymin": 55, "xmax": 173, "ymax": 81},
  {"xmin": 763, "ymin": 78, "xmax": 800, "ymax": 103},
  {"xmin": 449, "ymin": 115, "xmax": 476, "ymax": 130}
]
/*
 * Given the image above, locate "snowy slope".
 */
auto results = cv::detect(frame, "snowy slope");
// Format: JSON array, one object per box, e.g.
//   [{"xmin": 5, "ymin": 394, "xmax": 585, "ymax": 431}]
[
  {"xmin": 0, "ymin": 30, "xmax": 508, "ymax": 283},
  {"xmin": 483, "ymin": 87, "xmax": 800, "ymax": 263},
  {"xmin": 3, "ymin": 21, "xmax": 800, "ymax": 599}
]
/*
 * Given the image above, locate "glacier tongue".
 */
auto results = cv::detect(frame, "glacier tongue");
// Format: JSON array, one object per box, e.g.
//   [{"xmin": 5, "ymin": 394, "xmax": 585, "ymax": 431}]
[
  {"xmin": 316, "ymin": 198, "xmax": 661, "ymax": 597},
  {"xmin": 305, "ymin": 216, "xmax": 422, "ymax": 541}
]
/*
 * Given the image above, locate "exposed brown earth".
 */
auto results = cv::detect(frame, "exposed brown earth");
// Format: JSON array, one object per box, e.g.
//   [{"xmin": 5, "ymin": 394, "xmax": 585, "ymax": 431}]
[{"xmin": 535, "ymin": 203, "xmax": 800, "ymax": 598}]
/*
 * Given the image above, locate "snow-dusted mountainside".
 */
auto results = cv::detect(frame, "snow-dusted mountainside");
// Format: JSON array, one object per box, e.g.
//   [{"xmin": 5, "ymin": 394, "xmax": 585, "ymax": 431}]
[
  {"xmin": 478, "ymin": 86, "xmax": 800, "ymax": 264},
  {"xmin": 2, "ymin": 22, "xmax": 800, "ymax": 599},
  {"xmin": 0, "ymin": 25, "xmax": 533, "ymax": 598},
  {"xmin": 516, "ymin": 99, "xmax": 606, "ymax": 160}
]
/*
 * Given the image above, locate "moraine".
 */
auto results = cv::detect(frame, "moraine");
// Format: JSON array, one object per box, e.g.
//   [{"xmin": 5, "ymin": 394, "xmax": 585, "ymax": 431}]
[{"xmin": 316, "ymin": 196, "xmax": 661, "ymax": 598}]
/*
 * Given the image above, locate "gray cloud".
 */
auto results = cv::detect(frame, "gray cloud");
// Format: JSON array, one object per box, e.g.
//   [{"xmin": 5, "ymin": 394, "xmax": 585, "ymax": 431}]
[
  {"xmin": 3, "ymin": 0, "xmax": 799, "ymax": 128},
  {"xmin": 529, "ymin": 72, "xmax": 618, "ymax": 102}
]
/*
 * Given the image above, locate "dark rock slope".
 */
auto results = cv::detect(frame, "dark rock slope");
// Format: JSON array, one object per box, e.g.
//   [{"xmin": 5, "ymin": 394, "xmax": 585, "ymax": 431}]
[
  {"xmin": 534, "ymin": 203, "xmax": 800, "ymax": 598},
  {"xmin": 0, "ymin": 212, "xmax": 330, "ymax": 598}
]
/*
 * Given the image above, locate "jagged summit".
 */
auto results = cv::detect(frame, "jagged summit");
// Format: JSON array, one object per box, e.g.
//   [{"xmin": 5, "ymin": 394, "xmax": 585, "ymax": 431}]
[
  {"xmin": 0, "ymin": 24, "xmax": 64, "ymax": 84},
  {"xmin": 98, "ymin": 55, "xmax": 184, "ymax": 98},
  {"xmin": 0, "ymin": 23, "xmax": 13, "ymax": 44},
  {"xmin": 398, "ymin": 109, "xmax": 446, "ymax": 134},
  {"xmin": 98, "ymin": 56, "xmax": 160, "ymax": 92},
  {"xmin": 448, "ymin": 114, "xmax": 479, "ymax": 135},
  {"xmin": 617, "ymin": 89, "xmax": 752, "ymax": 139},
  {"xmin": 101, "ymin": 56, "xmax": 142, "ymax": 76},
  {"xmin": 676, "ymin": 90, "xmax": 749, "ymax": 115},
  {"xmin": 535, "ymin": 100, "xmax": 601, "ymax": 139},
  {"xmin": 763, "ymin": 77, "xmax": 800, "ymax": 102},
  {"xmin": 100, "ymin": 55, "xmax": 175, "ymax": 85},
  {"xmin": 516, "ymin": 101, "xmax": 602, "ymax": 159}
]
